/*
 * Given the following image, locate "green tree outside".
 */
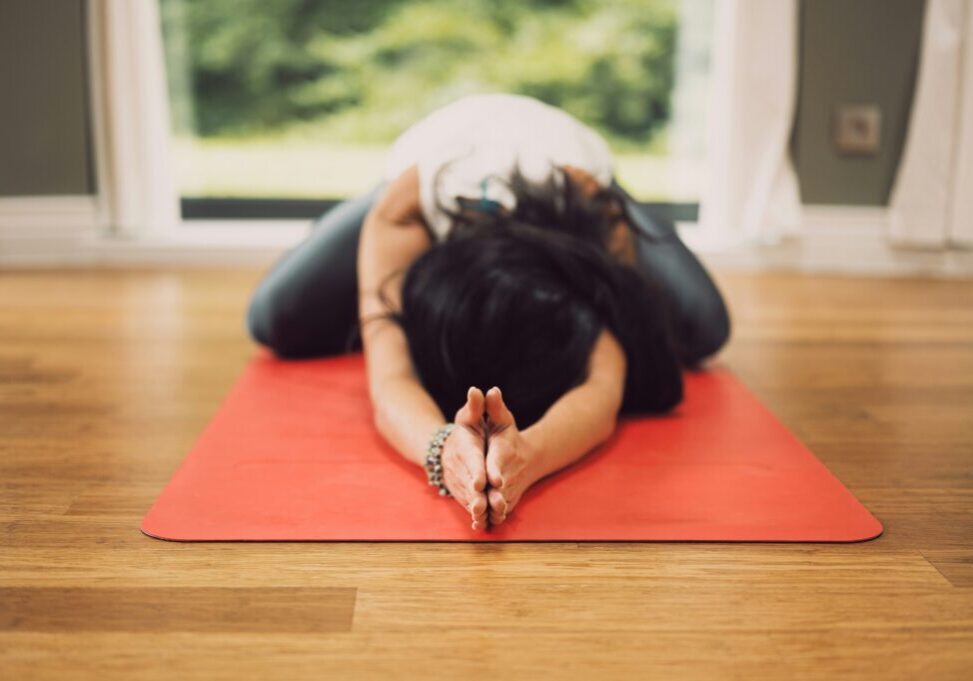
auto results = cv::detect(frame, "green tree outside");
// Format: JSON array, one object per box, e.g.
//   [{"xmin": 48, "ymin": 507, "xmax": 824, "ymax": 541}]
[{"xmin": 160, "ymin": 0, "xmax": 688, "ymax": 199}]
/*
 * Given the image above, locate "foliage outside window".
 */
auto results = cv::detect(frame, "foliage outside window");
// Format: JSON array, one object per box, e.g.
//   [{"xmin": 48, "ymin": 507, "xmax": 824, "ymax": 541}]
[{"xmin": 161, "ymin": 0, "xmax": 710, "ymax": 202}]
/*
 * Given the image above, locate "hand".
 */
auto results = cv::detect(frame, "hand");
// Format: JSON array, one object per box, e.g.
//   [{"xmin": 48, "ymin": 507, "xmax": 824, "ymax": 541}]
[
  {"xmin": 440, "ymin": 386, "xmax": 490, "ymax": 530},
  {"xmin": 483, "ymin": 386, "xmax": 544, "ymax": 526}
]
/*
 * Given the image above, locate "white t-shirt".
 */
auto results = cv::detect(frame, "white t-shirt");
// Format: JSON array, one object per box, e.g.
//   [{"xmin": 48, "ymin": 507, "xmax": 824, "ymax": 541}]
[{"xmin": 383, "ymin": 93, "xmax": 615, "ymax": 241}]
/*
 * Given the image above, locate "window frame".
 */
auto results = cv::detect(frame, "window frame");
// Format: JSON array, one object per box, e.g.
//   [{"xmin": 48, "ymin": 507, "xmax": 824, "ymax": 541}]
[{"xmin": 180, "ymin": 197, "xmax": 698, "ymax": 223}]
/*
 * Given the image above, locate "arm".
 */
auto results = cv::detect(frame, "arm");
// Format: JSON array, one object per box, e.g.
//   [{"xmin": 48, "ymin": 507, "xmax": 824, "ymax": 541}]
[
  {"xmin": 357, "ymin": 165, "xmax": 446, "ymax": 468},
  {"xmin": 521, "ymin": 325, "xmax": 627, "ymax": 481},
  {"xmin": 359, "ymin": 166, "xmax": 492, "ymax": 528},
  {"xmin": 481, "ymin": 325, "xmax": 627, "ymax": 525}
]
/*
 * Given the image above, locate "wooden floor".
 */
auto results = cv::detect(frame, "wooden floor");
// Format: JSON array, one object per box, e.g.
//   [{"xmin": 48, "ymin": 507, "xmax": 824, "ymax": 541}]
[{"xmin": 1, "ymin": 267, "xmax": 971, "ymax": 680}]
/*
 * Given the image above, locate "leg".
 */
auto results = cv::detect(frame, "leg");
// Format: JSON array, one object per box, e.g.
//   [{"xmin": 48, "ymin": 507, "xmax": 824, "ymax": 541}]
[
  {"xmin": 611, "ymin": 180, "xmax": 732, "ymax": 368},
  {"xmin": 245, "ymin": 182, "xmax": 387, "ymax": 358}
]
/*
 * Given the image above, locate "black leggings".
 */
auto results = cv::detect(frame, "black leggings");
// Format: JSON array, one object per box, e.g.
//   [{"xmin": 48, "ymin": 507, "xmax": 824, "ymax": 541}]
[{"xmin": 245, "ymin": 181, "xmax": 731, "ymax": 367}]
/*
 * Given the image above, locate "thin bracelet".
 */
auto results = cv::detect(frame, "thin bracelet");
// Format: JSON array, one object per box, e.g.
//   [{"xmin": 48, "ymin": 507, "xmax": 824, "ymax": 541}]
[{"xmin": 424, "ymin": 422, "xmax": 456, "ymax": 497}]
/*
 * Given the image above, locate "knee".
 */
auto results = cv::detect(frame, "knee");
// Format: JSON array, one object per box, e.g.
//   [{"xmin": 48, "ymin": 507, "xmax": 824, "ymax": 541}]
[
  {"xmin": 246, "ymin": 289, "xmax": 270, "ymax": 346},
  {"xmin": 681, "ymin": 294, "xmax": 732, "ymax": 367},
  {"xmin": 246, "ymin": 285, "xmax": 277, "ymax": 349},
  {"xmin": 245, "ymin": 285, "xmax": 304, "ymax": 358}
]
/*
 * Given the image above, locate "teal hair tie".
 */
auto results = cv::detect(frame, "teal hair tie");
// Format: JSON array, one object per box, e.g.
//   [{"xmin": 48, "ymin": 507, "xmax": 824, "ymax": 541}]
[{"xmin": 478, "ymin": 178, "xmax": 501, "ymax": 214}]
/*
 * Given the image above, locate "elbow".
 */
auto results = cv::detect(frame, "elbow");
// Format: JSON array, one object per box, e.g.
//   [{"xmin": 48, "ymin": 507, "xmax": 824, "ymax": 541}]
[
  {"xmin": 602, "ymin": 410, "xmax": 619, "ymax": 443},
  {"xmin": 369, "ymin": 389, "xmax": 389, "ymax": 438},
  {"xmin": 592, "ymin": 381, "xmax": 622, "ymax": 443},
  {"xmin": 371, "ymin": 407, "xmax": 384, "ymax": 437}
]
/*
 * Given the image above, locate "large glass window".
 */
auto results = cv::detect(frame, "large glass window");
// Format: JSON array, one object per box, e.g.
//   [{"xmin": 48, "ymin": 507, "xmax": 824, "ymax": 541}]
[{"xmin": 161, "ymin": 0, "xmax": 713, "ymax": 214}]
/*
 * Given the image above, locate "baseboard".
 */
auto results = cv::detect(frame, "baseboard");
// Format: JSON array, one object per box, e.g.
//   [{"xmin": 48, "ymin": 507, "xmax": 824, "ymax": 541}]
[
  {"xmin": 2, "ymin": 202, "xmax": 972, "ymax": 277},
  {"xmin": 681, "ymin": 205, "xmax": 973, "ymax": 278},
  {"xmin": 0, "ymin": 209, "xmax": 298, "ymax": 268},
  {"xmin": 0, "ymin": 195, "xmax": 102, "ymax": 236},
  {"xmin": 0, "ymin": 196, "xmax": 103, "ymax": 265}
]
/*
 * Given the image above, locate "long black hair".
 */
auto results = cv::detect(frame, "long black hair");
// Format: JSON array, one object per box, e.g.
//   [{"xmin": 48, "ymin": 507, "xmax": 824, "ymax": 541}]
[{"xmin": 367, "ymin": 162, "xmax": 684, "ymax": 430}]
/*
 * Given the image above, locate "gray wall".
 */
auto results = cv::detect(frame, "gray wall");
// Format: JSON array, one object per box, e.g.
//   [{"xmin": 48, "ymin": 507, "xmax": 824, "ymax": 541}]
[
  {"xmin": 0, "ymin": 0, "xmax": 927, "ymax": 205},
  {"xmin": 792, "ymin": 0, "xmax": 926, "ymax": 205},
  {"xmin": 0, "ymin": 0, "xmax": 93, "ymax": 196}
]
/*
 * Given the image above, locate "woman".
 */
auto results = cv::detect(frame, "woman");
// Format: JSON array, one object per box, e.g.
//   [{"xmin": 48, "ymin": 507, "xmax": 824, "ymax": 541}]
[{"xmin": 246, "ymin": 93, "xmax": 731, "ymax": 531}]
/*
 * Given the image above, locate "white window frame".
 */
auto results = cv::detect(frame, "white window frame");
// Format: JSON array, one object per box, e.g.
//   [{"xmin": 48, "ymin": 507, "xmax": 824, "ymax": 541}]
[
  {"xmin": 2, "ymin": 0, "xmax": 971, "ymax": 276},
  {"xmin": 85, "ymin": 0, "xmax": 308, "ymax": 256}
]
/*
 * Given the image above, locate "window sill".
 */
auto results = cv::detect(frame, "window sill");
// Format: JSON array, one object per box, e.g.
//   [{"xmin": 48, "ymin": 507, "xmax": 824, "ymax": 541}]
[
  {"xmin": 2, "ymin": 216, "xmax": 707, "ymax": 267},
  {"xmin": 103, "ymin": 218, "xmax": 706, "ymax": 256},
  {"xmin": 74, "ymin": 219, "xmax": 313, "ymax": 267}
]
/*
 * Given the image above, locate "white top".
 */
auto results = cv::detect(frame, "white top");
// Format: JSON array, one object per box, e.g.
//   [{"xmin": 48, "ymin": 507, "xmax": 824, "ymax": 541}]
[{"xmin": 383, "ymin": 93, "xmax": 615, "ymax": 241}]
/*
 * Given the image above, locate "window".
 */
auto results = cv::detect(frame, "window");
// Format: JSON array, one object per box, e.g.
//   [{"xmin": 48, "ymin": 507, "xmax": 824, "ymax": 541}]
[{"xmin": 160, "ymin": 0, "xmax": 713, "ymax": 219}]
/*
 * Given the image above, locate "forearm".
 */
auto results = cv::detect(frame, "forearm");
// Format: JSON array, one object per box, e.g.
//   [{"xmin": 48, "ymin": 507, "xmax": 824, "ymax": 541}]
[
  {"xmin": 521, "ymin": 376, "xmax": 621, "ymax": 481},
  {"xmin": 371, "ymin": 374, "xmax": 448, "ymax": 468}
]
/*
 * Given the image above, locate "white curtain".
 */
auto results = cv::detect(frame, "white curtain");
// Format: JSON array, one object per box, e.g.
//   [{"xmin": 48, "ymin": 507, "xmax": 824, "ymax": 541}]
[
  {"xmin": 889, "ymin": 0, "xmax": 973, "ymax": 248},
  {"xmin": 88, "ymin": 0, "xmax": 179, "ymax": 237},
  {"xmin": 696, "ymin": 0, "xmax": 802, "ymax": 249},
  {"xmin": 948, "ymin": 0, "xmax": 973, "ymax": 245}
]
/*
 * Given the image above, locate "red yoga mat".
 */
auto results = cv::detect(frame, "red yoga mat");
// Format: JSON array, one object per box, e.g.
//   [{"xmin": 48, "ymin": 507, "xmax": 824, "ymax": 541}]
[{"xmin": 141, "ymin": 349, "xmax": 882, "ymax": 542}]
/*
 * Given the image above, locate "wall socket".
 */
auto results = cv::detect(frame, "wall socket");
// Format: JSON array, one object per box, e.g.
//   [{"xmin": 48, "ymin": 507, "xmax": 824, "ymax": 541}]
[{"xmin": 833, "ymin": 104, "xmax": 882, "ymax": 155}]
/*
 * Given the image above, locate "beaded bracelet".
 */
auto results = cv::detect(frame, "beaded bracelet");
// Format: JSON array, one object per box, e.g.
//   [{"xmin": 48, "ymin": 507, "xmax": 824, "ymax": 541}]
[{"xmin": 424, "ymin": 422, "xmax": 456, "ymax": 497}]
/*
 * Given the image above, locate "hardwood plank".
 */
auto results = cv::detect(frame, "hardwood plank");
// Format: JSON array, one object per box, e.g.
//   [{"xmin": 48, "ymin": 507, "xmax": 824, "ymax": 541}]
[
  {"xmin": 921, "ymin": 549, "xmax": 973, "ymax": 587},
  {"xmin": 0, "ymin": 543, "xmax": 950, "ymax": 589},
  {"xmin": 0, "ymin": 587, "xmax": 356, "ymax": 633},
  {"xmin": 1, "ymin": 630, "xmax": 970, "ymax": 681}
]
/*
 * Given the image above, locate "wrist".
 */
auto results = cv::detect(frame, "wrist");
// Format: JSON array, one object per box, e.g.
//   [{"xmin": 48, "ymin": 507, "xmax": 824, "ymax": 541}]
[
  {"xmin": 423, "ymin": 422, "xmax": 455, "ymax": 497},
  {"xmin": 520, "ymin": 424, "xmax": 552, "ymax": 482}
]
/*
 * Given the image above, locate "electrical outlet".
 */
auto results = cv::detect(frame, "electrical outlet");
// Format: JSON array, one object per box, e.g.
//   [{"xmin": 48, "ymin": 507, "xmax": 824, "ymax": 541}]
[{"xmin": 834, "ymin": 105, "xmax": 882, "ymax": 155}]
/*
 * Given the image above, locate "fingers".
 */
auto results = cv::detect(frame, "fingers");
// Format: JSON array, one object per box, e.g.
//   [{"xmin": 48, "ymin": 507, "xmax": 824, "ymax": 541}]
[
  {"xmin": 446, "ymin": 429, "xmax": 487, "ymax": 492},
  {"xmin": 453, "ymin": 460, "xmax": 517, "ymax": 529},
  {"xmin": 485, "ymin": 431, "xmax": 524, "ymax": 490},
  {"xmin": 485, "ymin": 386, "xmax": 516, "ymax": 430},
  {"xmin": 444, "ymin": 466, "xmax": 488, "ymax": 528},
  {"xmin": 469, "ymin": 493, "xmax": 488, "ymax": 530},
  {"xmin": 441, "ymin": 426, "xmax": 489, "ymax": 529},
  {"xmin": 488, "ymin": 487, "xmax": 514, "ymax": 526},
  {"xmin": 451, "ymin": 451, "xmax": 487, "ymax": 493},
  {"xmin": 460, "ymin": 429, "xmax": 488, "ymax": 492},
  {"xmin": 455, "ymin": 386, "xmax": 485, "ymax": 427},
  {"xmin": 442, "ymin": 468, "xmax": 469, "ymax": 511},
  {"xmin": 448, "ymin": 385, "xmax": 525, "ymax": 531},
  {"xmin": 444, "ymin": 448, "xmax": 486, "ymax": 494},
  {"xmin": 486, "ymin": 443, "xmax": 505, "ymax": 490},
  {"xmin": 488, "ymin": 487, "xmax": 508, "ymax": 515}
]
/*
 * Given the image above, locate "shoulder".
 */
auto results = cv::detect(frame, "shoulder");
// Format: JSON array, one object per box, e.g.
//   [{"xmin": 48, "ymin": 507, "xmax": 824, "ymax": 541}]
[
  {"xmin": 366, "ymin": 164, "xmax": 443, "ymax": 245},
  {"xmin": 371, "ymin": 165, "xmax": 423, "ymax": 227}
]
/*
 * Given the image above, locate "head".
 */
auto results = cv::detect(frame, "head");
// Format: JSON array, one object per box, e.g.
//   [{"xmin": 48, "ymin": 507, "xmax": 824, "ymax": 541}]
[{"xmin": 373, "ymin": 164, "xmax": 684, "ymax": 429}]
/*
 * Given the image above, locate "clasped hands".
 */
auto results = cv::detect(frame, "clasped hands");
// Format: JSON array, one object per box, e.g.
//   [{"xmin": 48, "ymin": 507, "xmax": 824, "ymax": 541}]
[{"xmin": 440, "ymin": 386, "xmax": 545, "ymax": 531}]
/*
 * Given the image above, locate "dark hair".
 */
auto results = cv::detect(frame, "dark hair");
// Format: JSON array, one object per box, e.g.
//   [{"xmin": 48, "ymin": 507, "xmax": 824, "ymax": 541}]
[{"xmin": 369, "ymin": 162, "xmax": 684, "ymax": 429}]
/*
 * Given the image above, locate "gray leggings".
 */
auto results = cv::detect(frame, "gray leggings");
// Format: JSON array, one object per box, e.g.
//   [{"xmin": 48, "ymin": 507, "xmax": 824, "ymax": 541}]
[{"xmin": 245, "ymin": 181, "xmax": 731, "ymax": 368}]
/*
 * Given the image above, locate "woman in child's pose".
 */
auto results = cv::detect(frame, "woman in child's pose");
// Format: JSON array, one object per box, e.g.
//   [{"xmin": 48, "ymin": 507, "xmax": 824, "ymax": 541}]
[{"xmin": 246, "ymin": 93, "xmax": 731, "ymax": 531}]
